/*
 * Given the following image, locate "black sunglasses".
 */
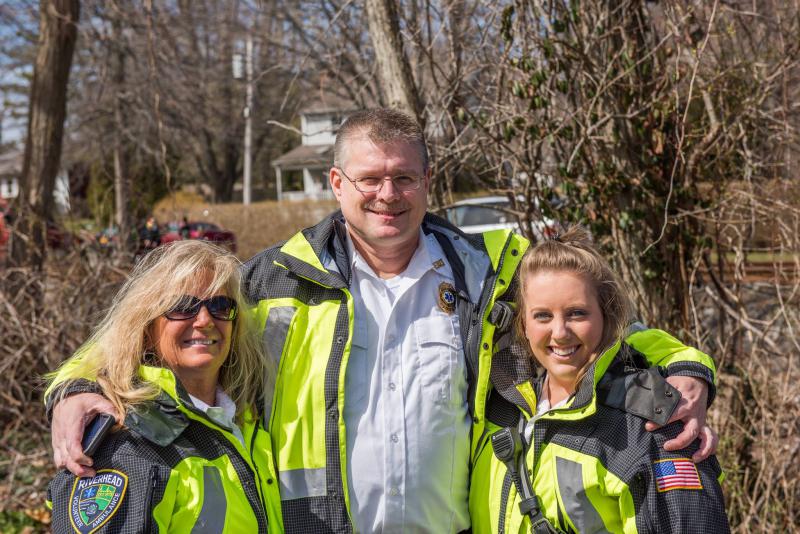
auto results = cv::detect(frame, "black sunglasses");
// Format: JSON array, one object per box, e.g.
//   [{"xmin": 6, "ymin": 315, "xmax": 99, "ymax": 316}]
[{"xmin": 164, "ymin": 295, "xmax": 238, "ymax": 321}]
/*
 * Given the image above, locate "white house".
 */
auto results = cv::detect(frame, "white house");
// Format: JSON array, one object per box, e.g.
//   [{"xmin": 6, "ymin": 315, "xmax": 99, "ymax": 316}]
[
  {"xmin": 272, "ymin": 96, "xmax": 359, "ymax": 201},
  {"xmin": 0, "ymin": 148, "xmax": 71, "ymax": 212}
]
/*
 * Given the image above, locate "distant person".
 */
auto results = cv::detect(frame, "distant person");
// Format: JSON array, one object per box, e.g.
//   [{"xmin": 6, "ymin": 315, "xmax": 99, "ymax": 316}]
[
  {"xmin": 46, "ymin": 241, "xmax": 281, "ymax": 532},
  {"xmin": 180, "ymin": 216, "xmax": 190, "ymax": 240},
  {"xmin": 47, "ymin": 109, "xmax": 718, "ymax": 533},
  {"xmin": 139, "ymin": 216, "xmax": 161, "ymax": 250},
  {"xmin": 470, "ymin": 227, "xmax": 729, "ymax": 533}
]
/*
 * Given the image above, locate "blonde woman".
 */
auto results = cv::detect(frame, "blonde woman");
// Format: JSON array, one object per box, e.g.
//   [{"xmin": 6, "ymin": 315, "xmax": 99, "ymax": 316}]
[
  {"xmin": 470, "ymin": 228, "xmax": 729, "ymax": 533},
  {"xmin": 46, "ymin": 241, "xmax": 281, "ymax": 533}
]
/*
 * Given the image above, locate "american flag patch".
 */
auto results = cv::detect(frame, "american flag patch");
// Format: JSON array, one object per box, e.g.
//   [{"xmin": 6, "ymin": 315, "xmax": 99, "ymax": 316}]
[{"xmin": 653, "ymin": 458, "xmax": 703, "ymax": 492}]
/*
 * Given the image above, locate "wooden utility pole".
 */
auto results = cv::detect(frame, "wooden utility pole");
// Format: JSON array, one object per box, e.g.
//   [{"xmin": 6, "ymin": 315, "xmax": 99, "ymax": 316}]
[
  {"xmin": 11, "ymin": 0, "xmax": 81, "ymax": 268},
  {"xmin": 243, "ymin": 33, "xmax": 253, "ymax": 206},
  {"xmin": 364, "ymin": 0, "xmax": 423, "ymax": 128}
]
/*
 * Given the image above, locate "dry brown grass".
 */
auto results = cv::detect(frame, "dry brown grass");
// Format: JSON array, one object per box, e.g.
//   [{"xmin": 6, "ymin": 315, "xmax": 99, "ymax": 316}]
[{"xmin": 153, "ymin": 194, "xmax": 339, "ymax": 260}]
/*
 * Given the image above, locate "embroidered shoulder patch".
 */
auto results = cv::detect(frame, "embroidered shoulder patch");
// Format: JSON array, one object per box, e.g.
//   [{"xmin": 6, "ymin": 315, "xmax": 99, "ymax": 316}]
[
  {"xmin": 69, "ymin": 469, "xmax": 128, "ymax": 533},
  {"xmin": 653, "ymin": 458, "xmax": 703, "ymax": 492}
]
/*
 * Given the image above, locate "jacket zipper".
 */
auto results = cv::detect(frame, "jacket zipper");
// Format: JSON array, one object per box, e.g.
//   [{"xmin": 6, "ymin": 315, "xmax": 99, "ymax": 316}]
[
  {"xmin": 469, "ymin": 233, "xmax": 514, "ymax": 413},
  {"xmin": 181, "ymin": 405, "xmax": 269, "ymax": 531},
  {"xmin": 143, "ymin": 465, "xmax": 159, "ymax": 533},
  {"xmin": 276, "ymin": 254, "xmax": 354, "ymax": 523},
  {"xmin": 222, "ymin": 422, "xmax": 269, "ymax": 531},
  {"xmin": 216, "ymin": 425, "xmax": 268, "ymax": 532},
  {"xmin": 248, "ymin": 422, "xmax": 269, "ymax": 519}
]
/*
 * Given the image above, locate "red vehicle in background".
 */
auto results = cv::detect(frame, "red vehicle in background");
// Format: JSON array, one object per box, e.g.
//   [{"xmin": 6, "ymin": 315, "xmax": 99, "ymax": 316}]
[
  {"xmin": 160, "ymin": 221, "xmax": 237, "ymax": 253},
  {"xmin": 0, "ymin": 204, "xmax": 75, "ymax": 254}
]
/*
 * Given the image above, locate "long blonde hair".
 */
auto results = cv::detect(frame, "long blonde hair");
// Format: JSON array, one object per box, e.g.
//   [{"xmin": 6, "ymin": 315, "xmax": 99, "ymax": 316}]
[
  {"xmin": 515, "ymin": 226, "xmax": 634, "ymax": 374},
  {"xmin": 50, "ymin": 241, "xmax": 271, "ymax": 422}
]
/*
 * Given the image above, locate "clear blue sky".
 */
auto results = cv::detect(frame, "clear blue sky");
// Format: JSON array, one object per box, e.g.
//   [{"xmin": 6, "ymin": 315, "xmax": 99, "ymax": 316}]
[{"xmin": 0, "ymin": 1, "xmax": 36, "ymax": 145}]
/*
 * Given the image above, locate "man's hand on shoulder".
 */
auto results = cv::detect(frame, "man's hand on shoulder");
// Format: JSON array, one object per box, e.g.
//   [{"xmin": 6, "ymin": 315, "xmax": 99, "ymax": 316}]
[
  {"xmin": 51, "ymin": 393, "xmax": 119, "ymax": 477},
  {"xmin": 645, "ymin": 375, "xmax": 717, "ymax": 463}
]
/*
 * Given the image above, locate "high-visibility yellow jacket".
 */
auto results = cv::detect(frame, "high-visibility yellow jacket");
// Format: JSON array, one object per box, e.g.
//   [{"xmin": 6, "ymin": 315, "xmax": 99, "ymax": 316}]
[
  {"xmin": 47, "ymin": 212, "xmax": 718, "ymax": 533},
  {"xmin": 47, "ymin": 366, "xmax": 283, "ymax": 533},
  {"xmin": 469, "ymin": 342, "xmax": 729, "ymax": 534},
  {"xmin": 239, "ymin": 212, "xmax": 716, "ymax": 532}
]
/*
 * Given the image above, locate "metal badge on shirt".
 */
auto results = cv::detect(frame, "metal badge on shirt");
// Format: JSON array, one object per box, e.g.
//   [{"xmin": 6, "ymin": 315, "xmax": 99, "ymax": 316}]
[{"xmin": 437, "ymin": 282, "xmax": 457, "ymax": 314}]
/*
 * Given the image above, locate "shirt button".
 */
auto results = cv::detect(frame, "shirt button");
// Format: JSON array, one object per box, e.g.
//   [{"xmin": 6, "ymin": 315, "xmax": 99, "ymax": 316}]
[
  {"xmin": 388, "ymin": 382, "xmax": 396, "ymax": 391},
  {"xmin": 386, "ymin": 334, "xmax": 396, "ymax": 344},
  {"xmin": 389, "ymin": 487, "xmax": 399, "ymax": 496},
  {"xmin": 390, "ymin": 433, "xmax": 399, "ymax": 443}
]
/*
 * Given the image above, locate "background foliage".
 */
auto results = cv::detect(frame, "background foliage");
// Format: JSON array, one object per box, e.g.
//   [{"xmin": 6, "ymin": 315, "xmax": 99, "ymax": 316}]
[{"xmin": 1, "ymin": 0, "xmax": 798, "ymax": 531}]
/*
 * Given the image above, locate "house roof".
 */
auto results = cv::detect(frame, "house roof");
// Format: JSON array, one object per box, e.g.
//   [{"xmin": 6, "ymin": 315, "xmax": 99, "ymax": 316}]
[
  {"xmin": 272, "ymin": 144, "xmax": 334, "ymax": 169},
  {"xmin": 301, "ymin": 91, "xmax": 360, "ymax": 115}
]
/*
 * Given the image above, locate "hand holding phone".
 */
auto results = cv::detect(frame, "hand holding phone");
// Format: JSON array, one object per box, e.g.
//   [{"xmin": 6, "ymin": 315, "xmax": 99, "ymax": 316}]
[{"xmin": 81, "ymin": 413, "xmax": 115, "ymax": 456}]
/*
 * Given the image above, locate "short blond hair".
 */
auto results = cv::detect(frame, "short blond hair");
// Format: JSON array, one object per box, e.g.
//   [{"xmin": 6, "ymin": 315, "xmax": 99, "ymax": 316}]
[
  {"xmin": 51, "ymin": 241, "xmax": 270, "ymax": 422},
  {"xmin": 334, "ymin": 108, "xmax": 428, "ymax": 170},
  {"xmin": 515, "ymin": 226, "xmax": 633, "ymax": 368}
]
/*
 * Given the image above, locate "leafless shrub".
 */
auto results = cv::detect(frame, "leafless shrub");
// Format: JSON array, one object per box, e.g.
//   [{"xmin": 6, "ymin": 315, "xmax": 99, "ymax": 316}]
[
  {"xmin": 689, "ymin": 183, "xmax": 800, "ymax": 530},
  {"xmin": 0, "ymin": 250, "xmax": 128, "ymax": 520}
]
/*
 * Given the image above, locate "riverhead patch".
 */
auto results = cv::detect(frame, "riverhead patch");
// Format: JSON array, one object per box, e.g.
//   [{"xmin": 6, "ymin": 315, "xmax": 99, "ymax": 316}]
[{"xmin": 69, "ymin": 469, "xmax": 128, "ymax": 533}]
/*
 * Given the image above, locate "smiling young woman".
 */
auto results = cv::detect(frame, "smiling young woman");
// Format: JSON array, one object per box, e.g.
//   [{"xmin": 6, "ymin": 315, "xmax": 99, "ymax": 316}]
[
  {"xmin": 521, "ymin": 269, "xmax": 606, "ymax": 406},
  {"xmin": 471, "ymin": 227, "xmax": 730, "ymax": 534}
]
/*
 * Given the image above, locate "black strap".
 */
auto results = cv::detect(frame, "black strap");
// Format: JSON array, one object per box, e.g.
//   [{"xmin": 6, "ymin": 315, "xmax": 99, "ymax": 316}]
[
  {"xmin": 514, "ymin": 417, "xmax": 560, "ymax": 534},
  {"xmin": 488, "ymin": 300, "xmax": 515, "ymax": 332}
]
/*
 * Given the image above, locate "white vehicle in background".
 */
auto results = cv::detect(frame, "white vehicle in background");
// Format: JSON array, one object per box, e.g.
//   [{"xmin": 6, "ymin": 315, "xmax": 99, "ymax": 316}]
[{"xmin": 441, "ymin": 195, "xmax": 559, "ymax": 238}]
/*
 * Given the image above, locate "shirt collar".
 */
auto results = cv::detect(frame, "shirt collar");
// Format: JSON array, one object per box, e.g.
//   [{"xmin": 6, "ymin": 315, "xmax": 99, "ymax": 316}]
[
  {"xmin": 189, "ymin": 386, "xmax": 237, "ymax": 421},
  {"xmin": 344, "ymin": 227, "xmax": 450, "ymax": 282}
]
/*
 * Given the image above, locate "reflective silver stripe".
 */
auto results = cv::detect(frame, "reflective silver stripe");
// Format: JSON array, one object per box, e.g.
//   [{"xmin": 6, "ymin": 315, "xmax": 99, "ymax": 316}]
[
  {"xmin": 555, "ymin": 457, "xmax": 610, "ymax": 534},
  {"xmin": 279, "ymin": 467, "xmax": 327, "ymax": 500},
  {"xmin": 192, "ymin": 466, "xmax": 227, "ymax": 533},
  {"xmin": 263, "ymin": 306, "xmax": 296, "ymax": 365},
  {"xmin": 262, "ymin": 306, "xmax": 296, "ymax": 418}
]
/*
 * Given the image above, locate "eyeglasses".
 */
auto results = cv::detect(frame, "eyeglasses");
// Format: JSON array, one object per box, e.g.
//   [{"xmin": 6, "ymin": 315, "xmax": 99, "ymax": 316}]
[
  {"xmin": 164, "ymin": 295, "xmax": 238, "ymax": 321},
  {"xmin": 336, "ymin": 167, "xmax": 423, "ymax": 193}
]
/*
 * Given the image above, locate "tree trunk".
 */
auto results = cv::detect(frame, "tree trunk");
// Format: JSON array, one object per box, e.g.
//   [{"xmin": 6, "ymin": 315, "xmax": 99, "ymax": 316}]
[
  {"xmin": 112, "ymin": 11, "xmax": 132, "ymax": 251},
  {"xmin": 11, "ymin": 0, "xmax": 80, "ymax": 268},
  {"xmin": 214, "ymin": 0, "xmax": 239, "ymax": 203},
  {"xmin": 364, "ymin": 0, "xmax": 423, "ymax": 128}
]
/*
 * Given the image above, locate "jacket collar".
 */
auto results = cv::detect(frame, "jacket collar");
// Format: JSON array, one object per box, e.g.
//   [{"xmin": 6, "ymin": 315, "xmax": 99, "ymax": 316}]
[
  {"xmin": 495, "ymin": 342, "xmax": 622, "ymax": 420},
  {"xmin": 123, "ymin": 366, "xmax": 192, "ymax": 446},
  {"xmin": 501, "ymin": 341, "xmax": 679, "ymax": 425},
  {"xmin": 275, "ymin": 209, "xmax": 495, "ymax": 303},
  {"xmin": 125, "ymin": 365, "xmax": 252, "ymax": 447}
]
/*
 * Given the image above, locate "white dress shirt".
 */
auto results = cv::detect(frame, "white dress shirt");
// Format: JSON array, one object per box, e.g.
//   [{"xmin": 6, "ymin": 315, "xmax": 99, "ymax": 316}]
[
  {"xmin": 342, "ymin": 229, "xmax": 471, "ymax": 533},
  {"xmin": 189, "ymin": 387, "xmax": 245, "ymax": 446}
]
